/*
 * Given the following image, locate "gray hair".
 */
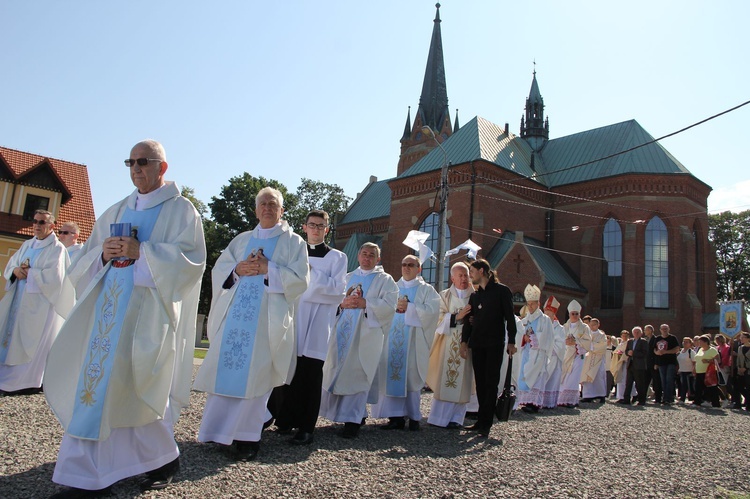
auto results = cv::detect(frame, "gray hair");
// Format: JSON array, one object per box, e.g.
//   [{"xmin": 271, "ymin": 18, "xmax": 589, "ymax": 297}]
[
  {"xmin": 256, "ymin": 186, "xmax": 284, "ymax": 208},
  {"xmin": 35, "ymin": 209, "xmax": 55, "ymax": 224},
  {"xmin": 450, "ymin": 262, "xmax": 470, "ymax": 274},
  {"xmin": 359, "ymin": 242, "xmax": 380, "ymax": 258}
]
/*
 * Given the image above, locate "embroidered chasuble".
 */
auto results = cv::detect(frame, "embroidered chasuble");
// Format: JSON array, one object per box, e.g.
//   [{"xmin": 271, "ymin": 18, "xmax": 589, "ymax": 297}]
[
  {"xmin": 0, "ymin": 246, "xmax": 42, "ymax": 363},
  {"xmin": 213, "ymin": 235, "xmax": 279, "ymax": 398},
  {"xmin": 385, "ymin": 284, "xmax": 418, "ymax": 397},
  {"xmin": 67, "ymin": 206, "xmax": 162, "ymax": 440},
  {"xmin": 327, "ymin": 272, "xmax": 377, "ymax": 393}
]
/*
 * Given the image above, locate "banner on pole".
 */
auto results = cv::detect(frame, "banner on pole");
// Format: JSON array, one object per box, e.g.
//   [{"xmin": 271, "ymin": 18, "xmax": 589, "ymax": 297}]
[{"xmin": 719, "ymin": 300, "xmax": 744, "ymax": 337}]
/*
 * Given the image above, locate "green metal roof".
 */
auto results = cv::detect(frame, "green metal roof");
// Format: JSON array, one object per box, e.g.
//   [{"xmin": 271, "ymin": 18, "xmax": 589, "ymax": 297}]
[
  {"xmin": 485, "ymin": 231, "xmax": 586, "ymax": 292},
  {"xmin": 339, "ymin": 179, "xmax": 392, "ymax": 225},
  {"xmin": 340, "ymin": 117, "xmax": 699, "ymax": 227},
  {"xmin": 702, "ymin": 312, "xmax": 719, "ymax": 329},
  {"xmin": 400, "ymin": 116, "xmax": 537, "ymax": 180},
  {"xmin": 341, "ymin": 233, "xmax": 383, "ymax": 272},
  {"xmin": 538, "ymin": 119, "xmax": 692, "ymax": 187}
]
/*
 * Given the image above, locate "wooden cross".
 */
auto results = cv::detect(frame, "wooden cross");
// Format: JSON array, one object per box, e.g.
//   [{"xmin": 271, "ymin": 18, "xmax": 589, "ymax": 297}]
[{"xmin": 513, "ymin": 253, "xmax": 524, "ymax": 273}]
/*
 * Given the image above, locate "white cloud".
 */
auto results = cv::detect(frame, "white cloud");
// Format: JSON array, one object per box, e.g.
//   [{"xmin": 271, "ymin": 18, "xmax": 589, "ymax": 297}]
[{"xmin": 708, "ymin": 180, "xmax": 750, "ymax": 214}]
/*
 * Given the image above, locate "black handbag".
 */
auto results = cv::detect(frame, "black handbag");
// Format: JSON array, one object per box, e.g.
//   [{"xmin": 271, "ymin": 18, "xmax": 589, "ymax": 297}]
[{"xmin": 495, "ymin": 354, "xmax": 515, "ymax": 422}]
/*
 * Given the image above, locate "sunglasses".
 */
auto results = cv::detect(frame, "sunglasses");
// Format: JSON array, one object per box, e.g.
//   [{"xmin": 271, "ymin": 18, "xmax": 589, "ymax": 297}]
[
  {"xmin": 32, "ymin": 219, "xmax": 50, "ymax": 225},
  {"xmin": 401, "ymin": 263, "xmax": 419, "ymax": 268},
  {"xmin": 59, "ymin": 230, "xmax": 77, "ymax": 235},
  {"xmin": 124, "ymin": 158, "xmax": 162, "ymax": 167}
]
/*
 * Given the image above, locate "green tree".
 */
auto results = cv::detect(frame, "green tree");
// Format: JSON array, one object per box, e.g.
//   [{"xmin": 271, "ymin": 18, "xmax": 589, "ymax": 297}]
[
  {"xmin": 181, "ymin": 186, "xmax": 216, "ymax": 315},
  {"xmin": 288, "ymin": 178, "xmax": 352, "ymax": 242},
  {"xmin": 709, "ymin": 209, "xmax": 750, "ymax": 301}
]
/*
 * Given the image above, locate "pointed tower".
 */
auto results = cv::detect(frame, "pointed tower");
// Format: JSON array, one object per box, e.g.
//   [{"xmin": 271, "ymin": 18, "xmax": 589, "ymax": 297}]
[
  {"xmin": 397, "ymin": 3, "xmax": 452, "ymax": 176},
  {"xmin": 520, "ymin": 67, "xmax": 549, "ymax": 152}
]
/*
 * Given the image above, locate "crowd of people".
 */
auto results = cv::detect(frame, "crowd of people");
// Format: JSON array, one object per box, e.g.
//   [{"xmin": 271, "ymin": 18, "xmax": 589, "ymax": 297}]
[{"xmin": 0, "ymin": 139, "xmax": 748, "ymax": 498}]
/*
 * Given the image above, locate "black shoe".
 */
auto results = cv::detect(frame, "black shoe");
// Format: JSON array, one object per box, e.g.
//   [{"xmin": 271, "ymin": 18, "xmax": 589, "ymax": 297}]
[
  {"xmin": 275, "ymin": 426, "xmax": 293, "ymax": 435},
  {"xmin": 446, "ymin": 422, "xmax": 463, "ymax": 429},
  {"xmin": 140, "ymin": 457, "xmax": 179, "ymax": 491},
  {"xmin": 290, "ymin": 431, "xmax": 314, "ymax": 445},
  {"xmin": 465, "ymin": 422, "xmax": 490, "ymax": 436},
  {"xmin": 521, "ymin": 404, "xmax": 539, "ymax": 413},
  {"xmin": 408, "ymin": 419, "xmax": 420, "ymax": 431},
  {"xmin": 464, "ymin": 411, "xmax": 479, "ymax": 419},
  {"xmin": 636, "ymin": 401, "xmax": 646, "ymax": 406},
  {"xmin": 596, "ymin": 397, "xmax": 606, "ymax": 403},
  {"xmin": 49, "ymin": 486, "xmax": 112, "ymax": 498},
  {"xmin": 380, "ymin": 417, "xmax": 406, "ymax": 430},
  {"xmin": 342, "ymin": 422, "xmax": 361, "ymax": 439},
  {"xmin": 580, "ymin": 398, "xmax": 593, "ymax": 403},
  {"xmin": 616, "ymin": 399, "xmax": 631, "ymax": 405},
  {"xmin": 230, "ymin": 440, "xmax": 260, "ymax": 461}
]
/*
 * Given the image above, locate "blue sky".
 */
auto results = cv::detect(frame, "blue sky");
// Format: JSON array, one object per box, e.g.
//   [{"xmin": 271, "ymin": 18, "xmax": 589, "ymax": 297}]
[{"xmin": 2, "ymin": 1, "xmax": 748, "ymax": 217}]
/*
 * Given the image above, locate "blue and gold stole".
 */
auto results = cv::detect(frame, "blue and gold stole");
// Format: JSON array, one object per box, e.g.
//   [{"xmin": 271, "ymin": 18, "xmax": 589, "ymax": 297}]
[
  {"xmin": 385, "ymin": 284, "xmax": 418, "ymax": 397},
  {"xmin": 67, "ymin": 206, "xmax": 162, "ymax": 439},
  {"xmin": 213, "ymin": 234, "xmax": 280, "ymax": 398},
  {"xmin": 327, "ymin": 272, "xmax": 377, "ymax": 392}
]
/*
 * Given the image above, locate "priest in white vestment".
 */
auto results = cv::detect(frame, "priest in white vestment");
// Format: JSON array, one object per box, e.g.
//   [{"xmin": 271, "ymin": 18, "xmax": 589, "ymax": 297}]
[
  {"xmin": 320, "ymin": 242, "xmax": 398, "ymax": 438},
  {"xmin": 580, "ymin": 318, "xmax": 608, "ymax": 403},
  {"xmin": 371, "ymin": 255, "xmax": 439, "ymax": 431},
  {"xmin": 515, "ymin": 284, "xmax": 555, "ymax": 413},
  {"xmin": 0, "ymin": 210, "xmax": 73, "ymax": 394},
  {"xmin": 611, "ymin": 329, "xmax": 636, "ymax": 401},
  {"xmin": 541, "ymin": 296, "xmax": 566, "ymax": 408},
  {"xmin": 194, "ymin": 187, "xmax": 308, "ymax": 461},
  {"xmin": 45, "ymin": 140, "xmax": 206, "ymax": 496},
  {"xmin": 427, "ymin": 262, "xmax": 473, "ymax": 428},
  {"xmin": 272, "ymin": 209, "xmax": 347, "ymax": 446},
  {"xmin": 558, "ymin": 300, "xmax": 592, "ymax": 408}
]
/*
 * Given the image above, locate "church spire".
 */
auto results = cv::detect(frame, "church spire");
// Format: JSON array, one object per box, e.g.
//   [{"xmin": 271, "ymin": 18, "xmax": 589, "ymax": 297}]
[
  {"xmin": 520, "ymin": 63, "xmax": 549, "ymax": 151},
  {"xmin": 396, "ymin": 3, "xmax": 453, "ymax": 177},
  {"xmin": 401, "ymin": 106, "xmax": 412, "ymax": 141},
  {"xmin": 417, "ymin": 3, "xmax": 450, "ymax": 134}
]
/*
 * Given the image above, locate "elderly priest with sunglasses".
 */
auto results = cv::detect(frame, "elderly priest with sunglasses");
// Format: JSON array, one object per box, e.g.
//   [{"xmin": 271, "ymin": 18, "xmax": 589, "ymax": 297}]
[
  {"xmin": 193, "ymin": 186, "xmax": 309, "ymax": 461},
  {"xmin": 0, "ymin": 210, "xmax": 74, "ymax": 396},
  {"xmin": 44, "ymin": 140, "xmax": 206, "ymax": 497}
]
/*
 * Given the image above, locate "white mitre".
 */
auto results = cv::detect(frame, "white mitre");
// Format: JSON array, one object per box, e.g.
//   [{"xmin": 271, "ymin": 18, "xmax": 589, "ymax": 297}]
[
  {"xmin": 568, "ymin": 299, "xmax": 582, "ymax": 313},
  {"xmin": 524, "ymin": 284, "xmax": 541, "ymax": 302}
]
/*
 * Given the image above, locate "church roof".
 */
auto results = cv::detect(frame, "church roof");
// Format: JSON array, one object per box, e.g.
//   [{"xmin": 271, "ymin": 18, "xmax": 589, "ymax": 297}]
[
  {"xmin": 341, "ymin": 233, "xmax": 383, "ymax": 272},
  {"xmin": 400, "ymin": 116, "xmax": 537, "ymax": 179},
  {"xmin": 538, "ymin": 119, "xmax": 692, "ymax": 186},
  {"xmin": 528, "ymin": 72, "xmax": 543, "ymax": 105},
  {"xmin": 485, "ymin": 231, "xmax": 586, "ymax": 293},
  {"xmin": 338, "ymin": 178, "xmax": 392, "ymax": 225},
  {"xmin": 400, "ymin": 116, "xmax": 694, "ymax": 188}
]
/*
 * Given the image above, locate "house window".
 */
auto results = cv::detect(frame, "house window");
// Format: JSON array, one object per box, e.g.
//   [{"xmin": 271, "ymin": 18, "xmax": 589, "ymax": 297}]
[
  {"xmin": 418, "ymin": 212, "xmax": 450, "ymax": 289},
  {"xmin": 23, "ymin": 194, "xmax": 50, "ymax": 220},
  {"xmin": 601, "ymin": 218, "xmax": 623, "ymax": 308},
  {"xmin": 645, "ymin": 216, "xmax": 669, "ymax": 309}
]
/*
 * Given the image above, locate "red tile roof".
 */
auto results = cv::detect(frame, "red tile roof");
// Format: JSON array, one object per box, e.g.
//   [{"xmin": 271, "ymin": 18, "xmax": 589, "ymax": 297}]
[{"xmin": 0, "ymin": 146, "xmax": 96, "ymax": 241}]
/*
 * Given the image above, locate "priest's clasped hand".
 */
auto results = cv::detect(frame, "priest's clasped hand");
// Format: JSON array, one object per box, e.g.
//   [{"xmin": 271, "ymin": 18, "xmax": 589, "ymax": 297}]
[
  {"xmin": 235, "ymin": 250, "xmax": 269, "ymax": 277},
  {"xmin": 102, "ymin": 236, "xmax": 140, "ymax": 263}
]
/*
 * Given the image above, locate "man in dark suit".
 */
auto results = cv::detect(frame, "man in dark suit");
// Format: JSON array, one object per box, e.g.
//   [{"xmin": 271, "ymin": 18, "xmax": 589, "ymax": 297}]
[
  {"xmin": 619, "ymin": 326, "xmax": 649, "ymax": 406},
  {"xmin": 459, "ymin": 259, "xmax": 517, "ymax": 436}
]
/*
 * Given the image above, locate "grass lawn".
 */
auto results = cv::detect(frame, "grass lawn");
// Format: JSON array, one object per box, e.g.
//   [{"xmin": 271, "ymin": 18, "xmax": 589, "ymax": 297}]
[{"xmin": 194, "ymin": 339, "xmax": 209, "ymax": 359}]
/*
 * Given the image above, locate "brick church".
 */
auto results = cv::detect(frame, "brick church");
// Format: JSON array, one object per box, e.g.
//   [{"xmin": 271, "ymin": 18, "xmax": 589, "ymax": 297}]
[{"xmin": 335, "ymin": 4, "xmax": 718, "ymax": 335}]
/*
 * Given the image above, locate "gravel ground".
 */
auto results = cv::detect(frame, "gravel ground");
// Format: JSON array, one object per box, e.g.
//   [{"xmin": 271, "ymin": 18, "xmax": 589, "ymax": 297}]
[{"xmin": 2, "ymin": 365, "xmax": 749, "ymax": 499}]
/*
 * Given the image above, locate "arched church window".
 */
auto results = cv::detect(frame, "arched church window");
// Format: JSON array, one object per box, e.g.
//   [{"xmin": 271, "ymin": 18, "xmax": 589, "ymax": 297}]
[
  {"xmin": 645, "ymin": 216, "xmax": 669, "ymax": 309},
  {"xmin": 418, "ymin": 212, "xmax": 450, "ymax": 288},
  {"xmin": 601, "ymin": 218, "xmax": 622, "ymax": 308}
]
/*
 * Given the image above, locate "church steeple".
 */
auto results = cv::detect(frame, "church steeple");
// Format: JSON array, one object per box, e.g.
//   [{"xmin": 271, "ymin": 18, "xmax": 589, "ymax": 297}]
[
  {"xmin": 520, "ymin": 64, "xmax": 549, "ymax": 152},
  {"xmin": 397, "ymin": 3, "xmax": 453, "ymax": 176},
  {"xmin": 401, "ymin": 106, "xmax": 412, "ymax": 141},
  {"xmin": 417, "ymin": 3, "xmax": 450, "ymax": 135}
]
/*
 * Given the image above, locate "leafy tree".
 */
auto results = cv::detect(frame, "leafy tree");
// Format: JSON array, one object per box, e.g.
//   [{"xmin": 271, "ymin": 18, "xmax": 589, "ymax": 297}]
[
  {"xmin": 709, "ymin": 210, "xmax": 750, "ymax": 301},
  {"xmin": 180, "ymin": 186, "xmax": 207, "ymax": 217},
  {"xmin": 209, "ymin": 173, "xmax": 298, "ymax": 243},
  {"xmin": 288, "ymin": 178, "xmax": 352, "ymax": 243}
]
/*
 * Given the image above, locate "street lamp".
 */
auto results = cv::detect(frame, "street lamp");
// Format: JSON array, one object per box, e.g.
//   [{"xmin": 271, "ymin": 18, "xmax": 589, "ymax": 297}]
[{"xmin": 422, "ymin": 125, "xmax": 449, "ymax": 291}]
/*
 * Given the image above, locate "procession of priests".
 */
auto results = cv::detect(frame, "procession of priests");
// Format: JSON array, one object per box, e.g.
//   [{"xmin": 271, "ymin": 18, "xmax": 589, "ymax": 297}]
[{"xmin": 0, "ymin": 139, "xmax": 643, "ymax": 496}]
